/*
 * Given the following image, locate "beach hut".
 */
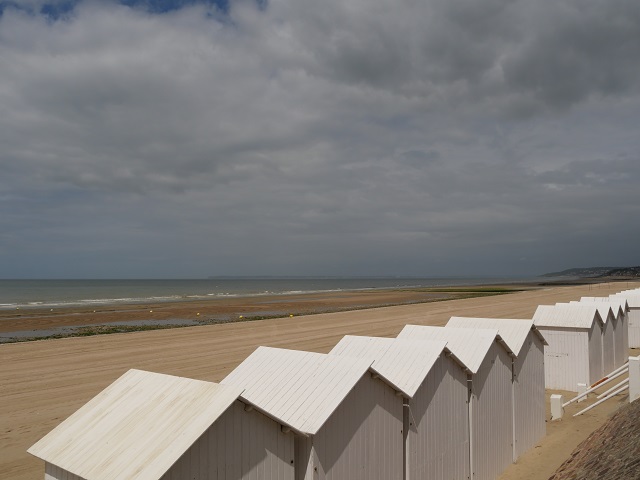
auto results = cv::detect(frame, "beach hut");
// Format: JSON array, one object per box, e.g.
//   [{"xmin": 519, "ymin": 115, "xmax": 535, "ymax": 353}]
[
  {"xmin": 28, "ymin": 369, "xmax": 296, "ymax": 480},
  {"xmin": 611, "ymin": 293, "xmax": 640, "ymax": 348},
  {"xmin": 565, "ymin": 302, "xmax": 616, "ymax": 374},
  {"xmin": 329, "ymin": 336, "xmax": 470, "ymax": 480},
  {"xmin": 446, "ymin": 317, "xmax": 547, "ymax": 461},
  {"xmin": 221, "ymin": 346, "xmax": 403, "ymax": 480},
  {"xmin": 579, "ymin": 297, "xmax": 629, "ymax": 368},
  {"xmin": 397, "ymin": 325, "xmax": 514, "ymax": 480},
  {"xmin": 533, "ymin": 304, "xmax": 604, "ymax": 391}
]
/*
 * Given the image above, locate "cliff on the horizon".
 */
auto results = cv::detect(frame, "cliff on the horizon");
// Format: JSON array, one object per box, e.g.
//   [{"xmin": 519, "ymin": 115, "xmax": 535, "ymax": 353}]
[{"xmin": 542, "ymin": 266, "xmax": 640, "ymax": 278}]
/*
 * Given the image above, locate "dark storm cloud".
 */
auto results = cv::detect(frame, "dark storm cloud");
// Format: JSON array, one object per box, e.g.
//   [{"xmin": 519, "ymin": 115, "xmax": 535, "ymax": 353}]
[
  {"xmin": 503, "ymin": 0, "xmax": 640, "ymax": 109},
  {"xmin": 0, "ymin": 0, "xmax": 639, "ymax": 277}
]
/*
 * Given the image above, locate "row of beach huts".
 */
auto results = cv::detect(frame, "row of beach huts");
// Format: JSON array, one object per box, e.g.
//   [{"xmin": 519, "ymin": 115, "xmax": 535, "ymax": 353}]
[{"xmin": 29, "ymin": 287, "xmax": 640, "ymax": 480}]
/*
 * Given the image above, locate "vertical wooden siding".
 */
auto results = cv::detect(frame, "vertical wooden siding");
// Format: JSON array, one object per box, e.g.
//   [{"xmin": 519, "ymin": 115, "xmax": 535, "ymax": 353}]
[
  {"xmin": 45, "ymin": 463, "xmax": 84, "ymax": 480},
  {"xmin": 588, "ymin": 323, "xmax": 604, "ymax": 384},
  {"xmin": 406, "ymin": 356, "xmax": 469, "ymax": 480},
  {"xmin": 622, "ymin": 312, "xmax": 630, "ymax": 354},
  {"xmin": 601, "ymin": 318, "xmax": 616, "ymax": 375},
  {"xmin": 310, "ymin": 374, "xmax": 403, "ymax": 480},
  {"xmin": 628, "ymin": 309, "xmax": 640, "ymax": 348},
  {"xmin": 611, "ymin": 316, "xmax": 623, "ymax": 368},
  {"xmin": 471, "ymin": 343, "xmax": 513, "ymax": 480},
  {"xmin": 540, "ymin": 328, "xmax": 589, "ymax": 391},
  {"xmin": 162, "ymin": 401, "xmax": 294, "ymax": 480},
  {"xmin": 513, "ymin": 335, "xmax": 546, "ymax": 460}
]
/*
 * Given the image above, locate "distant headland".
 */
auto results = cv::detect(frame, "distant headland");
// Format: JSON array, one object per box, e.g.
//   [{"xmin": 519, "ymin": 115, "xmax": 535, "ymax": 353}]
[{"xmin": 542, "ymin": 266, "xmax": 640, "ymax": 278}]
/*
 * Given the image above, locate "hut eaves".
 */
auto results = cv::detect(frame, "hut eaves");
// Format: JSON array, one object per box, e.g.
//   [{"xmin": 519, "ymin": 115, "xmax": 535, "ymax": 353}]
[
  {"xmin": 221, "ymin": 346, "xmax": 373, "ymax": 435},
  {"xmin": 446, "ymin": 317, "xmax": 547, "ymax": 356},
  {"xmin": 580, "ymin": 297, "xmax": 627, "ymax": 317},
  {"xmin": 329, "ymin": 336, "xmax": 451, "ymax": 398},
  {"xmin": 28, "ymin": 369, "xmax": 245, "ymax": 480},
  {"xmin": 566, "ymin": 302, "xmax": 614, "ymax": 324},
  {"xmin": 397, "ymin": 325, "xmax": 505, "ymax": 374},
  {"xmin": 533, "ymin": 304, "xmax": 603, "ymax": 329}
]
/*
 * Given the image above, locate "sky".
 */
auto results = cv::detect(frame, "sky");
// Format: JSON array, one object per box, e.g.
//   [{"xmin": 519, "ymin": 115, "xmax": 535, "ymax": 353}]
[{"xmin": 1, "ymin": 0, "xmax": 639, "ymax": 279}]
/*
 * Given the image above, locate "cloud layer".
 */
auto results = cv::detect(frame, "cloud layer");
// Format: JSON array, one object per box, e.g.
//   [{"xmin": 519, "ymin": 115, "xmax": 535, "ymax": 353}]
[{"xmin": 1, "ymin": 0, "xmax": 639, "ymax": 277}]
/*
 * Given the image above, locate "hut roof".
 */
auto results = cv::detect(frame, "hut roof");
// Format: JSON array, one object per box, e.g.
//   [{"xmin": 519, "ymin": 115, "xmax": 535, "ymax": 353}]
[
  {"xmin": 567, "ymin": 302, "xmax": 614, "ymax": 323},
  {"xmin": 533, "ymin": 304, "xmax": 603, "ymax": 329},
  {"xmin": 610, "ymin": 293, "xmax": 640, "ymax": 308},
  {"xmin": 329, "ymin": 336, "xmax": 451, "ymax": 398},
  {"xmin": 28, "ymin": 369, "xmax": 244, "ymax": 480},
  {"xmin": 580, "ymin": 297, "xmax": 627, "ymax": 317},
  {"xmin": 446, "ymin": 317, "xmax": 547, "ymax": 356},
  {"xmin": 221, "ymin": 346, "xmax": 373, "ymax": 435},
  {"xmin": 397, "ymin": 325, "xmax": 505, "ymax": 374}
]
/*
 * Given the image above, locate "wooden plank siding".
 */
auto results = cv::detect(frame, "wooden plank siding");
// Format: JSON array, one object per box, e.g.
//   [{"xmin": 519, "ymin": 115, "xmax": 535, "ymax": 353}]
[
  {"xmin": 310, "ymin": 373, "xmax": 403, "ymax": 480},
  {"xmin": 538, "ymin": 327, "xmax": 590, "ymax": 391},
  {"xmin": 628, "ymin": 308, "xmax": 640, "ymax": 348},
  {"xmin": 513, "ymin": 334, "xmax": 546, "ymax": 460},
  {"xmin": 588, "ymin": 321, "xmax": 604, "ymax": 384},
  {"xmin": 161, "ymin": 401, "xmax": 294, "ymax": 480},
  {"xmin": 470, "ymin": 342, "xmax": 513, "ymax": 480},
  {"xmin": 405, "ymin": 355, "xmax": 469, "ymax": 480},
  {"xmin": 45, "ymin": 463, "xmax": 84, "ymax": 480}
]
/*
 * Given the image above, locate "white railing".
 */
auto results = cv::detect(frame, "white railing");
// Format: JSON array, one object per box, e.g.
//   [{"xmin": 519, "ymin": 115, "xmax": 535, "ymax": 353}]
[{"xmin": 552, "ymin": 356, "xmax": 640, "ymax": 419}]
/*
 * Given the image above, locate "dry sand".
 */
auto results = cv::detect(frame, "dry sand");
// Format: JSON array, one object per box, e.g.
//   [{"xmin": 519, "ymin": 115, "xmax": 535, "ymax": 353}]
[{"xmin": 1, "ymin": 281, "xmax": 638, "ymax": 480}]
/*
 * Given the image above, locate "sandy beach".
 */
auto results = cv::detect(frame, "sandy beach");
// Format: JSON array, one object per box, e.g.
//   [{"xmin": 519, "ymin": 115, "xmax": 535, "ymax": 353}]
[
  {"xmin": 1, "ymin": 281, "xmax": 637, "ymax": 480},
  {"xmin": 0, "ymin": 285, "xmax": 518, "ymax": 339}
]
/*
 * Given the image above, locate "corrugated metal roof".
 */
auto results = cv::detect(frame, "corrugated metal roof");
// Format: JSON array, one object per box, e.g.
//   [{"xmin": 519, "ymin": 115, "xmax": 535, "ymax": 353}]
[
  {"xmin": 568, "ymin": 301, "xmax": 614, "ymax": 323},
  {"xmin": 397, "ymin": 325, "xmax": 500, "ymax": 374},
  {"xmin": 221, "ymin": 346, "xmax": 373, "ymax": 435},
  {"xmin": 580, "ymin": 297, "xmax": 627, "ymax": 317},
  {"xmin": 611, "ymin": 293, "xmax": 640, "ymax": 308},
  {"xmin": 533, "ymin": 304, "xmax": 602, "ymax": 329},
  {"xmin": 446, "ymin": 317, "xmax": 547, "ymax": 356},
  {"xmin": 28, "ymin": 369, "xmax": 244, "ymax": 480},
  {"xmin": 329, "ymin": 335, "xmax": 448, "ymax": 398}
]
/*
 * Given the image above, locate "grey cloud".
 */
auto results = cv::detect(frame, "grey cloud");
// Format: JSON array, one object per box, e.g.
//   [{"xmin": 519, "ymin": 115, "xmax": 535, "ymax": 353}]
[
  {"xmin": 1, "ymin": 0, "xmax": 639, "ymax": 277},
  {"xmin": 503, "ymin": 0, "xmax": 640, "ymax": 109}
]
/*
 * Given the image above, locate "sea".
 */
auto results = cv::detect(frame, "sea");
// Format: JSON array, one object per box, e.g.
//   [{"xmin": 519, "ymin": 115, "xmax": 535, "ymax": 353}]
[{"xmin": 0, "ymin": 277, "xmax": 539, "ymax": 311}]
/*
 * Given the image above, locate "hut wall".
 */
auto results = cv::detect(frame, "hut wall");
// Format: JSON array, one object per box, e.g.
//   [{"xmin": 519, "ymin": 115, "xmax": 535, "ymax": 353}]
[
  {"xmin": 405, "ymin": 355, "xmax": 469, "ymax": 480},
  {"xmin": 44, "ymin": 463, "xmax": 84, "ymax": 480},
  {"xmin": 629, "ymin": 309, "xmax": 640, "ymax": 348},
  {"xmin": 622, "ymin": 312, "xmax": 630, "ymax": 354},
  {"xmin": 601, "ymin": 316, "xmax": 616, "ymax": 375},
  {"xmin": 611, "ymin": 315, "xmax": 624, "ymax": 368},
  {"xmin": 513, "ymin": 334, "xmax": 546, "ymax": 460},
  {"xmin": 162, "ymin": 401, "xmax": 294, "ymax": 480},
  {"xmin": 538, "ymin": 327, "xmax": 589, "ymax": 392},
  {"xmin": 588, "ymin": 322, "xmax": 604, "ymax": 384},
  {"xmin": 470, "ymin": 342, "xmax": 513, "ymax": 480},
  {"xmin": 298, "ymin": 373, "xmax": 403, "ymax": 480}
]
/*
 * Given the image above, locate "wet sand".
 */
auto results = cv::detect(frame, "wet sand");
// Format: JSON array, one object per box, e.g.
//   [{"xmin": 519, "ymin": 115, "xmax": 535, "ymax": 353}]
[
  {"xmin": 1, "ymin": 281, "xmax": 637, "ymax": 480},
  {"xmin": 0, "ymin": 286, "xmax": 513, "ymax": 340}
]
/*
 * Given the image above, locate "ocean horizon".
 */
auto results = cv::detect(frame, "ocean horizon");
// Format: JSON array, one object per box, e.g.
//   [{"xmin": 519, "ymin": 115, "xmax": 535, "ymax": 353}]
[{"xmin": 0, "ymin": 276, "xmax": 539, "ymax": 310}]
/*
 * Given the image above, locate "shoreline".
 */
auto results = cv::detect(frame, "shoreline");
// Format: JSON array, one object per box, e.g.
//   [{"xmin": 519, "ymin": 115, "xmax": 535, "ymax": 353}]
[
  {"xmin": 3, "ymin": 275, "xmax": 637, "ymax": 342},
  {"xmin": 0, "ymin": 284, "xmax": 524, "ymax": 342}
]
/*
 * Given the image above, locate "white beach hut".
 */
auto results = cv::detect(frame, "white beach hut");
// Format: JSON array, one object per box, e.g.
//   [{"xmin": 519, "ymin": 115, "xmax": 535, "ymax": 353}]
[
  {"xmin": 28, "ymin": 369, "xmax": 295, "ymax": 480},
  {"xmin": 397, "ymin": 325, "xmax": 514, "ymax": 480},
  {"xmin": 565, "ymin": 302, "xmax": 616, "ymax": 375},
  {"xmin": 221, "ymin": 346, "xmax": 403, "ymax": 480},
  {"xmin": 329, "ymin": 335, "xmax": 470, "ymax": 480},
  {"xmin": 533, "ymin": 304, "xmax": 604, "ymax": 391},
  {"xmin": 610, "ymin": 293, "xmax": 640, "ymax": 348},
  {"xmin": 446, "ymin": 317, "xmax": 547, "ymax": 461},
  {"xmin": 579, "ymin": 297, "xmax": 629, "ymax": 368}
]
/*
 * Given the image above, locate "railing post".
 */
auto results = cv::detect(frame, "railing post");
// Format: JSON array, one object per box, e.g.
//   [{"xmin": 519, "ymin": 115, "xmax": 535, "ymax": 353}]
[
  {"xmin": 629, "ymin": 356, "xmax": 640, "ymax": 403},
  {"xmin": 577, "ymin": 383, "xmax": 587, "ymax": 402},
  {"xmin": 551, "ymin": 394, "xmax": 564, "ymax": 421}
]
